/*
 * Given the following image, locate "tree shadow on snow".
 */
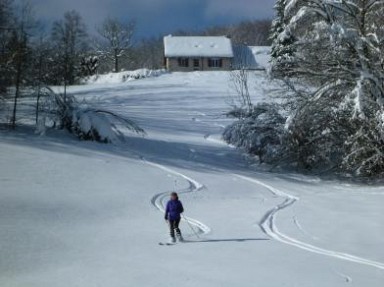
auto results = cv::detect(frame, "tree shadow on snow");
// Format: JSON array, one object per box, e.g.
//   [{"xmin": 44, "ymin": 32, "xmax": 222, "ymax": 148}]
[
  {"xmin": 183, "ymin": 238, "xmax": 270, "ymax": 244},
  {"xmin": 0, "ymin": 125, "xmax": 252, "ymax": 175}
]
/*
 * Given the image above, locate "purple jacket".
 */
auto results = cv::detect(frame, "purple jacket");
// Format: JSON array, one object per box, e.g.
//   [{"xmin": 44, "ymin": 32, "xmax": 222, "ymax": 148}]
[{"xmin": 165, "ymin": 199, "xmax": 184, "ymax": 221}]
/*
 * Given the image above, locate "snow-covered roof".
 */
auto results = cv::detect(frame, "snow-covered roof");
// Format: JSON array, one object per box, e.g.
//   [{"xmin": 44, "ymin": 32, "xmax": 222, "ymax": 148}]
[
  {"xmin": 232, "ymin": 45, "xmax": 271, "ymax": 70},
  {"xmin": 164, "ymin": 36, "xmax": 234, "ymax": 58}
]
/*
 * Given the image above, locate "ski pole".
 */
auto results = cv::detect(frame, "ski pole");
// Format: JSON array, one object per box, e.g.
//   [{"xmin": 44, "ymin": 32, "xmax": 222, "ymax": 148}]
[
  {"xmin": 174, "ymin": 178, "xmax": 200, "ymax": 239},
  {"xmin": 182, "ymin": 213, "xmax": 200, "ymax": 239}
]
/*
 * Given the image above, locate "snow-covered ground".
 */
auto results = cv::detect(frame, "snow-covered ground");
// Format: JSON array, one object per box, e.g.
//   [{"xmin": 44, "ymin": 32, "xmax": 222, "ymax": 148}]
[{"xmin": 1, "ymin": 71, "xmax": 383, "ymax": 287}]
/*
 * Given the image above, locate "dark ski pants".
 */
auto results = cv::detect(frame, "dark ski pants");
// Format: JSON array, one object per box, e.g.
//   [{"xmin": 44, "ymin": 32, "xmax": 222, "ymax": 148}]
[{"xmin": 169, "ymin": 218, "xmax": 182, "ymax": 238}]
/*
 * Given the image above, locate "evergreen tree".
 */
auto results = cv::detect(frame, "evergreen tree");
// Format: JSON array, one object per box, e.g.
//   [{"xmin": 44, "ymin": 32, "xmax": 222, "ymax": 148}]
[
  {"xmin": 270, "ymin": 0, "xmax": 297, "ymax": 77},
  {"xmin": 227, "ymin": 0, "xmax": 384, "ymax": 177}
]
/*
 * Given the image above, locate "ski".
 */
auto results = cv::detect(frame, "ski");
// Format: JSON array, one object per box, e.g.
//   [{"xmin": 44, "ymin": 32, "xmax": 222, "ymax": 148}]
[
  {"xmin": 158, "ymin": 242, "xmax": 175, "ymax": 246},
  {"xmin": 158, "ymin": 239, "xmax": 186, "ymax": 245}
]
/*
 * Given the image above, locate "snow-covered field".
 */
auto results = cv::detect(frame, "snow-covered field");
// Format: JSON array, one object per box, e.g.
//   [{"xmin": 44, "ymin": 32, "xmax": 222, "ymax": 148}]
[{"xmin": 1, "ymin": 71, "xmax": 383, "ymax": 287}]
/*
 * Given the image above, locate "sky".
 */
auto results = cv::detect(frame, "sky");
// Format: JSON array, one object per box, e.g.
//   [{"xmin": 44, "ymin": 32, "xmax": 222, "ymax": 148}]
[{"xmin": 25, "ymin": 0, "xmax": 274, "ymax": 39}]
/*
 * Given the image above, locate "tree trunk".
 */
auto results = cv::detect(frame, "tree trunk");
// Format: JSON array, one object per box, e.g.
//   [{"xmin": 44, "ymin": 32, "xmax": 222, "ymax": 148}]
[
  {"xmin": 35, "ymin": 52, "xmax": 43, "ymax": 125},
  {"xmin": 11, "ymin": 45, "xmax": 23, "ymax": 129},
  {"xmin": 114, "ymin": 49, "xmax": 119, "ymax": 73}
]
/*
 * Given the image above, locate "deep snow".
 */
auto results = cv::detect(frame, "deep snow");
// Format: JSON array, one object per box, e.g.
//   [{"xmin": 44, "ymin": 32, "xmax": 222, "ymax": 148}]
[{"xmin": 1, "ymin": 71, "xmax": 383, "ymax": 287}]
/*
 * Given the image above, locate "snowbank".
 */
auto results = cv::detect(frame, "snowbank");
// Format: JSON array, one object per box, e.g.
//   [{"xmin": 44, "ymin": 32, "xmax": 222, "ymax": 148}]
[{"xmin": 82, "ymin": 69, "xmax": 167, "ymax": 85}]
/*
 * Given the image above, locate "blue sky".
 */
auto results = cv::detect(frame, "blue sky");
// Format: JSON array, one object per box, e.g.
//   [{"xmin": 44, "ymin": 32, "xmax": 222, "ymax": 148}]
[{"xmin": 27, "ymin": 0, "xmax": 274, "ymax": 38}]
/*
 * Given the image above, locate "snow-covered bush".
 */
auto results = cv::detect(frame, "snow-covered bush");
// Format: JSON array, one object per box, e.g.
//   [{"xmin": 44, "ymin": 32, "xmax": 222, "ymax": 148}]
[
  {"xmin": 39, "ymin": 90, "xmax": 145, "ymax": 143},
  {"xmin": 223, "ymin": 103, "xmax": 285, "ymax": 163},
  {"xmin": 70, "ymin": 108, "xmax": 145, "ymax": 143},
  {"xmin": 82, "ymin": 69, "xmax": 166, "ymax": 85},
  {"xmin": 81, "ymin": 56, "xmax": 99, "ymax": 76}
]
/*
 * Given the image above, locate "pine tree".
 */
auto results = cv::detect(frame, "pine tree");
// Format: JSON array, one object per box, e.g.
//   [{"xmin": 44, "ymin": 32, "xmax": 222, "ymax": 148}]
[
  {"xmin": 270, "ymin": 0, "xmax": 296, "ymax": 77},
  {"xmin": 228, "ymin": 0, "xmax": 384, "ymax": 177},
  {"xmin": 282, "ymin": 0, "xmax": 384, "ymax": 176}
]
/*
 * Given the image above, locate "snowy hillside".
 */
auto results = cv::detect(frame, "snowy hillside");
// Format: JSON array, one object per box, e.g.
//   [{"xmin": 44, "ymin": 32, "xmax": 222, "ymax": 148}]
[{"xmin": 1, "ymin": 71, "xmax": 383, "ymax": 287}]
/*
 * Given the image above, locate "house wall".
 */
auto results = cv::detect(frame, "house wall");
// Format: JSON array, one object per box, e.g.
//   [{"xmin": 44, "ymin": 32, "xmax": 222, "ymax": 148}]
[{"xmin": 166, "ymin": 57, "xmax": 232, "ymax": 72}]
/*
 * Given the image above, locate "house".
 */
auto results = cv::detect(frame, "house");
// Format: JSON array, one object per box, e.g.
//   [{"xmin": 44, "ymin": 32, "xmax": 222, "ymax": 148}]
[{"xmin": 163, "ymin": 35, "xmax": 234, "ymax": 72}]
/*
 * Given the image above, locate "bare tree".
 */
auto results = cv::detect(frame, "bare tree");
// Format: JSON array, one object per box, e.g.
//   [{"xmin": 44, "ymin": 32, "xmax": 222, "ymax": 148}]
[
  {"xmin": 229, "ymin": 70, "xmax": 252, "ymax": 114},
  {"xmin": 230, "ymin": 20, "xmax": 272, "ymax": 46},
  {"xmin": 31, "ymin": 32, "xmax": 52, "ymax": 126},
  {"xmin": 0, "ymin": 0, "xmax": 14, "ymax": 96},
  {"xmin": 133, "ymin": 37, "xmax": 164, "ymax": 69},
  {"xmin": 51, "ymin": 10, "xmax": 88, "ymax": 93},
  {"xmin": 229, "ymin": 45, "xmax": 254, "ymax": 115},
  {"xmin": 8, "ymin": 1, "xmax": 36, "ymax": 129},
  {"xmin": 166, "ymin": 20, "xmax": 272, "ymax": 47},
  {"xmin": 97, "ymin": 18, "xmax": 135, "ymax": 73}
]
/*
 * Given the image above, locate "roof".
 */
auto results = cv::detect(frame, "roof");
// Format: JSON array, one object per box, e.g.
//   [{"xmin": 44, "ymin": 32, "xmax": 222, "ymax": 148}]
[
  {"xmin": 232, "ymin": 45, "xmax": 271, "ymax": 70},
  {"xmin": 164, "ymin": 36, "xmax": 234, "ymax": 58}
]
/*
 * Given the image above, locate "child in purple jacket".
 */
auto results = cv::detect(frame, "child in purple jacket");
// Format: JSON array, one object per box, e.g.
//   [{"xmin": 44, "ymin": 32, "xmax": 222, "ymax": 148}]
[{"xmin": 164, "ymin": 192, "xmax": 184, "ymax": 242}]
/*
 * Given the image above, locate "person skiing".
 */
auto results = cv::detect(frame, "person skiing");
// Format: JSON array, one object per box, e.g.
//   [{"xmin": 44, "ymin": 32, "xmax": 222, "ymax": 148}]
[{"xmin": 164, "ymin": 192, "xmax": 184, "ymax": 243}]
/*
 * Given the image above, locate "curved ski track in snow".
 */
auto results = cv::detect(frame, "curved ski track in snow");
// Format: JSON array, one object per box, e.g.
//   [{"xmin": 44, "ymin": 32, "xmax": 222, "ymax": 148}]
[
  {"xmin": 236, "ymin": 175, "xmax": 384, "ymax": 271},
  {"xmin": 146, "ymin": 160, "xmax": 211, "ymax": 235}
]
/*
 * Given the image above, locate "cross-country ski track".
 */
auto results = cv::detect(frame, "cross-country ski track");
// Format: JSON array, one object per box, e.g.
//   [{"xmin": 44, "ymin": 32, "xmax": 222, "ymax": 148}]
[
  {"xmin": 149, "ymin": 156, "xmax": 384, "ymax": 270},
  {"xmin": 236, "ymin": 175, "xmax": 384, "ymax": 271}
]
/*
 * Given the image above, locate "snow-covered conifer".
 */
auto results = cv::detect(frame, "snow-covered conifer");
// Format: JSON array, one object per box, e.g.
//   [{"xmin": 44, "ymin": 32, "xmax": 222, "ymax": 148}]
[{"xmin": 270, "ymin": 0, "xmax": 297, "ymax": 77}]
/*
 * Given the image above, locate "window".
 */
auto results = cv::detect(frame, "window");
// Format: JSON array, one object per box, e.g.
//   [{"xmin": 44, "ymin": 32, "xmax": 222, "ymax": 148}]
[
  {"xmin": 193, "ymin": 59, "xmax": 200, "ymax": 68},
  {"xmin": 178, "ymin": 58, "xmax": 189, "ymax": 67},
  {"xmin": 208, "ymin": 58, "xmax": 223, "ymax": 68}
]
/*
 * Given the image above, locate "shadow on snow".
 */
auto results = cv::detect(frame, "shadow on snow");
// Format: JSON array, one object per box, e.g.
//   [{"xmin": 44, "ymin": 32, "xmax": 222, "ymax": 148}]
[{"xmin": 183, "ymin": 238, "xmax": 270, "ymax": 244}]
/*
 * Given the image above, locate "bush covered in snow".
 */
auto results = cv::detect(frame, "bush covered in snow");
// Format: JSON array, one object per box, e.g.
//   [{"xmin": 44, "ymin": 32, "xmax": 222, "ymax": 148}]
[
  {"xmin": 82, "ymin": 69, "xmax": 166, "ymax": 85},
  {"xmin": 70, "ymin": 108, "xmax": 145, "ymax": 143},
  {"xmin": 38, "ymin": 90, "xmax": 145, "ymax": 143},
  {"xmin": 225, "ymin": 92, "xmax": 384, "ymax": 176},
  {"xmin": 223, "ymin": 103, "xmax": 285, "ymax": 164}
]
